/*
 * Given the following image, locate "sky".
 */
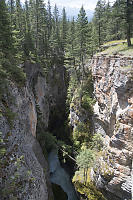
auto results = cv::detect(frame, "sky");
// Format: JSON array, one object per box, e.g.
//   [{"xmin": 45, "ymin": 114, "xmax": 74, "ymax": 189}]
[
  {"xmin": 49, "ymin": 0, "xmax": 98, "ymax": 10},
  {"xmin": 21, "ymin": 0, "xmax": 98, "ymax": 11}
]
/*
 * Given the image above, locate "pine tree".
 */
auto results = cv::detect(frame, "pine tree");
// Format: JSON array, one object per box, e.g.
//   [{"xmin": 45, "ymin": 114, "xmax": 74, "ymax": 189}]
[
  {"xmin": 11, "ymin": 0, "xmax": 26, "ymax": 60},
  {"xmin": 112, "ymin": 0, "xmax": 126, "ymax": 40},
  {"xmin": 23, "ymin": 0, "xmax": 34, "ymax": 57},
  {"xmin": 125, "ymin": 0, "xmax": 133, "ymax": 46},
  {"xmin": 15, "ymin": 0, "xmax": 23, "ymax": 31},
  {"xmin": 93, "ymin": 0, "xmax": 106, "ymax": 47},
  {"xmin": 104, "ymin": 1, "xmax": 113, "ymax": 41},
  {"xmin": 87, "ymin": 22, "xmax": 94, "ymax": 56},
  {"xmin": 47, "ymin": 0, "xmax": 52, "ymax": 40},
  {"xmin": 76, "ymin": 6, "xmax": 88, "ymax": 65},
  {"xmin": 38, "ymin": 0, "xmax": 48, "ymax": 58},
  {"xmin": 0, "ymin": 0, "xmax": 25, "ymax": 85},
  {"xmin": 0, "ymin": 0, "xmax": 13, "ymax": 55},
  {"xmin": 50, "ymin": 4, "xmax": 61, "ymax": 62},
  {"xmin": 112, "ymin": 0, "xmax": 133, "ymax": 45},
  {"xmin": 30, "ymin": 0, "xmax": 48, "ymax": 58},
  {"xmin": 35, "ymin": 0, "xmax": 40, "ymax": 51},
  {"xmin": 61, "ymin": 7, "xmax": 68, "ymax": 53},
  {"xmin": 8, "ymin": 0, "xmax": 15, "ymax": 26},
  {"xmin": 53, "ymin": 4, "xmax": 60, "ymax": 44},
  {"xmin": 66, "ymin": 17, "xmax": 77, "ymax": 65},
  {"xmin": 28, "ymin": 0, "xmax": 36, "ymax": 49}
]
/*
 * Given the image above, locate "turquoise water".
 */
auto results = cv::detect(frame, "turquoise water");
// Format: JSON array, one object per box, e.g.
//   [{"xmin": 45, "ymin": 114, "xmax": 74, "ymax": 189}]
[{"xmin": 48, "ymin": 150, "xmax": 79, "ymax": 200}]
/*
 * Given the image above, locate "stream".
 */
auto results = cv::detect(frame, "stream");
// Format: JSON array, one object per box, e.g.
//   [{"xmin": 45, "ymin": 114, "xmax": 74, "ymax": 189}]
[{"xmin": 48, "ymin": 150, "xmax": 79, "ymax": 200}]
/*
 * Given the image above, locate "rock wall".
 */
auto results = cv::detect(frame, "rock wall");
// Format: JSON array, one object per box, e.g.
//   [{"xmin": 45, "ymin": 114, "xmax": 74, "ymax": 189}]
[
  {"xmin": 91, "ymin": 55, "xmax": 133, "ymax": 200},
  {"xmin": 0, "ymin": 62, "xmax": 67, "ymax": 199}
]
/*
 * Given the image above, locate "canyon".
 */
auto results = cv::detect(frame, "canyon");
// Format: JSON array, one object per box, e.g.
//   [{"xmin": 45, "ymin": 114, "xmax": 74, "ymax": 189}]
[{"xmin": 0, "ymin": 55, "xmax": 132, "ymax": 200}]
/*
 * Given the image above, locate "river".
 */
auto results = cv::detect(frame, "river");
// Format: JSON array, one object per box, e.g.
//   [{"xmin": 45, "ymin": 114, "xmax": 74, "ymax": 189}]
[{"xmin": 48, "ymin": 150, "xmax": 79, "ymax": 200}]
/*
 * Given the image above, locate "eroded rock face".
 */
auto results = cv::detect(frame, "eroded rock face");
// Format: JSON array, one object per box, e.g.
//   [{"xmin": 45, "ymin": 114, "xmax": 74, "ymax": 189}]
[
  {"xmin": 0, "ymin": 83, "xmax": 51, "ymax": 199},
  {"xmin": 91, "ymin": 55, "xmax": 133, "ymax": 200},
  {"xmin": 0, "ymin": 62, "xmax": 67, "ymax": 199}
]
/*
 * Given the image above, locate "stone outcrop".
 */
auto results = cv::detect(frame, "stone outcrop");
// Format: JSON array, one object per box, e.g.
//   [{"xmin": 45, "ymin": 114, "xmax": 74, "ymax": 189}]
[
  {"xmin": 91, "ymin": 55, "xmax": 133, "ymax": 200},
  {"xmin": 0, "ymin": 62, "xmax": 67, "ymax": 199}
]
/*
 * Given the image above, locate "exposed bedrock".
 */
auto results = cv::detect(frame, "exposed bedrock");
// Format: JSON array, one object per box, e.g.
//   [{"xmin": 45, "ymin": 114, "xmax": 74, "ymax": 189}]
[
  {"xmin": 91, "ymin": 55, "xmax": 133, "ymax": 200},
  {"xmin": 0, "ymin": 62, "xmax": 67, "ymax": 199}
]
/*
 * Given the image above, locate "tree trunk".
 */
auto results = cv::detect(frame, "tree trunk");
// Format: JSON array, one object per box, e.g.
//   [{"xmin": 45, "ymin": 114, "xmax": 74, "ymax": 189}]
[
  {"xmin": 85, "ymin": 169, "xmax": 88, "ymax": 186},
  {"xmin": 126, "ymin": 0, "xmax": 131, "ymax": 46},
  {"xmin": 127, "ymin": 24, "xmax": 131, "ymax": 46},
  {"xmin": 84, "ymin": 168, "xmax": 85, "ymax": 184}
]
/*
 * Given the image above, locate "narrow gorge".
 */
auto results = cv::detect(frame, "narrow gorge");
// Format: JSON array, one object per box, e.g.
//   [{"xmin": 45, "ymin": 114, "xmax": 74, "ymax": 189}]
[
  {"xmin": 0, "ymin": 0, "xmax": 133, "ymax": 199},
  {"xmin": 0, "ymin": 53, "xmax": 132, "ymax": 200}
]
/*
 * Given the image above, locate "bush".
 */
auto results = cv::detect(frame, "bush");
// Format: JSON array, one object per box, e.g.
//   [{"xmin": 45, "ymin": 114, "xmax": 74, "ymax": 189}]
[
  {"xmin": 81, "ymin": 95, "xmax": 94, "ymax": 113},
  {"xmin": 9, "ymin": 65, "xmax": 26, "ymax": 87},
  {"xmin": 0, "ymin": 64, "xmax": 8, "ymax": 99},
  {"xmin": 73, "ymin": 122, "xmax": 90, "ymax": 149},
  {"xmin": 76, "ymin": 149, "xmax": 95, "ymax": 170},
  {"xmin": 73, "ymin": 181, "xmax": 106, "ymax": 200},
  {"xmin": 90, "ymin": 133, "xmax": 104, "ymax": 151},
  {"xmin": 3, "ymin": 107, "xmax": 16, "ymax": 128},
  {"xmin": 38, "ymin": 132, "xmax": 58, "ymax": 154},
  {"xmin": 0, "ymin": 55, "xmax": 26, "ymax": 88}
]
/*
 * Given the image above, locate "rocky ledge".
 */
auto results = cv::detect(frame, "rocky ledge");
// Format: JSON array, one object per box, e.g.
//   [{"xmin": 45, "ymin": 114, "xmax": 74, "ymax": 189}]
[{"xmin": 91, "ymin": 55, "xmax": 133, "ymax": 200}]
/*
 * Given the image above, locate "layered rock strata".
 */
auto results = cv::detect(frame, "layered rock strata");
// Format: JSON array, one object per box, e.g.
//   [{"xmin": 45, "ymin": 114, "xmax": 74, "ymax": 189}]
[{"xmin": 91, "ymin": 55, "xmax": 133, "ymax": 200}]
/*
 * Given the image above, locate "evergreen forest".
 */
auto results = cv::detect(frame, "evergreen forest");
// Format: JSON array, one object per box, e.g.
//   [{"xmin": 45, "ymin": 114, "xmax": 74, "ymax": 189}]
[
  {"xmin": 0, "ymin": 0, "xmax": 133, "ymax": 80},
  {"xmin": 0, "ymin": 0, "xmax": 133, "ymax": 199}
]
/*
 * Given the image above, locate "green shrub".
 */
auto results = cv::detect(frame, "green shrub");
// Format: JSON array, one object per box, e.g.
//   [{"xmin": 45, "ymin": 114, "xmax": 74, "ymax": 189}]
[
  {"xmin": 44, "ymin": 132, "xmax": 58, "ymax": 152},
  {"xmin": 38, "ymin": 132, "xmax": 58, "ymax": 154},
  {"xmin": 73, "ymin": 122, "xmax": 90, "ymax": 147},
  {"xmin": 3, "ymin": 107, "xmax": 16, "ymax": 128},
  {"xmin": 81, "ymin": 95, "xmax": 94, "ymax": 112},
  {"xmin": 90, "ymin": 133, "xmax": 104, "ymax": 151},
  {"xmin": 9, "ymin": 65, "xmax": 26, "ymax": 87},
  {"xmin": 0, "ymin": 64, "xmax": 8, "ymax": 99},
  {"xmin": 76, "ymin": 149, "xmax": 95, "ymax": 170},
  {"xmin": 58, "ymin": 140, "xmax": 72, "ymax": 154},
  {"xmin": 0, "ymin": 54, "xmax": 26, "ymax": 88},
  {"xmin": 73, "ymin": 181, "xmax": 106, "ymax": 200}
]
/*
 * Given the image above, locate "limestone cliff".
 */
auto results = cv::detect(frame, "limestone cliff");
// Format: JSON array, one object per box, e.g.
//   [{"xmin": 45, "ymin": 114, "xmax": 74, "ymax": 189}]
[
  {"xmin": 0, "ymin": 62, "xmax": 67, "ymax": 199},
  {"xmin": 91, "ymin": 55, "xmax": 133, "ymax": 200}
]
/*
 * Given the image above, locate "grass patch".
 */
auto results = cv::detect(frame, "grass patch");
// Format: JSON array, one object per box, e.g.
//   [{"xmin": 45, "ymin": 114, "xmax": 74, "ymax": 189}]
[
  {"xmin": 99, "ymin": 38, "xmax": 133, "ymax": 56},
  {"xmin": 103, "ymin": 39, "xmax": 127, "ymax": 46}
]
